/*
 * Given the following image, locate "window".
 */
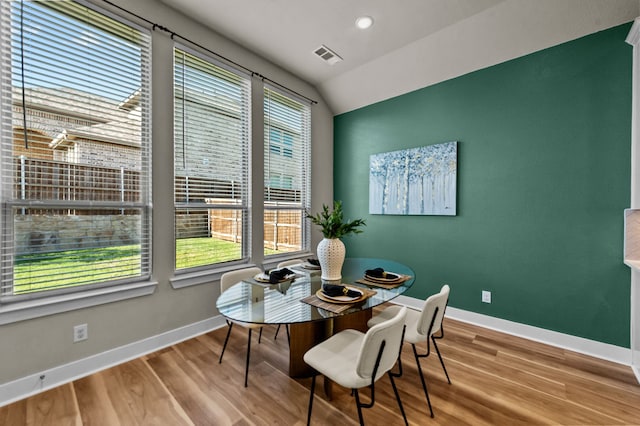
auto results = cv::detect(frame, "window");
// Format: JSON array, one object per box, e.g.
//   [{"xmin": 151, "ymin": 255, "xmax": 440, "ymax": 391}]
[
  {"xmin": 269, "ymin": 128, "xmax": 293, "ymax": 158},
  {"xmin": 0, "ymin": 1, "xmax": 151, "ymax": 301},
  {"xmin": 263, "ymin": 86, "xmax": 311, "ymax": 257},
  {"xmin": 268, "ymin": 173, "xmax": 294, "ymax": 190},
  {"xmin": 173, "ymin": 47, "xmax": 251, "ymax": 270}
]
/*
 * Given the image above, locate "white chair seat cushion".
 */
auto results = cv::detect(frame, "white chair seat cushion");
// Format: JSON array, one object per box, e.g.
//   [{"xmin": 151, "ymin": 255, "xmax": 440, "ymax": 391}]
[
  {"xmin": 368, "ymin": 305, "xmax": 427, "ymax": 345},
  {"xmin": 303, "ymin": 329, "xmax": 373, "ymax": 389}
]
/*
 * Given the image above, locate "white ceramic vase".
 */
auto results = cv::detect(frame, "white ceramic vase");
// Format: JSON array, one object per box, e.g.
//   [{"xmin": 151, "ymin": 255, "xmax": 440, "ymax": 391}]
[{"xmin": 317, "ymin": 237, "xmax": 346, "ymax": 282}]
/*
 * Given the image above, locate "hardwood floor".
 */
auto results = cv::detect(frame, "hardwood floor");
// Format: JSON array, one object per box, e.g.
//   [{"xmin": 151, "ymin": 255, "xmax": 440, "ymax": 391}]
[{"xmin": 2, "ymin": 308, "xmax": 640, "ymax": 425}]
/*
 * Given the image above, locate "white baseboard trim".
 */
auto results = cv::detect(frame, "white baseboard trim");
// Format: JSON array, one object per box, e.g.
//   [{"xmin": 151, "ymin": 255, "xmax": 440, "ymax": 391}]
[
  {"xmin": 394, "ymin": 295, "xmax": 633, "ymax": 367},
  {"xmin": 0, "ymin": 315, "xmax": 227, "ymax": 408},
  {"xmin": 2, "ymin": 298, "xmax": 636, "ymax": 408}
]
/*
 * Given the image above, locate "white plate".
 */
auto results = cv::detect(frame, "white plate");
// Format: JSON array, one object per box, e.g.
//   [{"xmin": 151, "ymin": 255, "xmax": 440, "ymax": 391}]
[
  {"xmin": 364, "ymin": 271, "xmax": 402, "ymax": 283},
  {"xmin": 316, "ymin": 286, "xmax": 364, "ymax": 303},
  {"xmin": 301, "ymin": 262, "xmax": 321, "ymax": 270}
]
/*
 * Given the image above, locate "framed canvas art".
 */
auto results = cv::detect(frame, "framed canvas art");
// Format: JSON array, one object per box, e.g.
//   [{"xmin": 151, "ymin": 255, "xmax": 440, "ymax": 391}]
[{"xmin": 369, "ymin": 141, "xmax": 457, "ymax": 215}]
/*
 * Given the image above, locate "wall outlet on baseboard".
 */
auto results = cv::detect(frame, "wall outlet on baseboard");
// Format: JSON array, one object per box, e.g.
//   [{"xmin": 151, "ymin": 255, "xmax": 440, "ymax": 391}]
[{"xmin": 482, "ymin": 290, "xmax": 492, "ymax": 304}]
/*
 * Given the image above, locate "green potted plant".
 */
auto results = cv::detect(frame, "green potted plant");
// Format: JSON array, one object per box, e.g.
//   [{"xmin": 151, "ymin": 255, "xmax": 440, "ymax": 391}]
[{"xmin": 307, "ymin": 200, "xmax": 365, "ymax": 281}]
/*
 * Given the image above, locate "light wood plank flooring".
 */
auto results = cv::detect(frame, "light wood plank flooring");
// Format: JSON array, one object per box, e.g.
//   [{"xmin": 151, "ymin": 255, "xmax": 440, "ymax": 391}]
[{"xmin": 2, "ymin": 308, "xmax": 640, "ymax": 425}]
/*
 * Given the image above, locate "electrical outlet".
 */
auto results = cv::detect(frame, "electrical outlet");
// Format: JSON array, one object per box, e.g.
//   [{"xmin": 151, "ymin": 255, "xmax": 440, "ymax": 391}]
[
  {"xmin": 482, "ymin": 290, "xmax": 492, "ymax": 304},
  {"xmin": 73, "ymin": 324, "xmax": 88, "ymax": 342}
]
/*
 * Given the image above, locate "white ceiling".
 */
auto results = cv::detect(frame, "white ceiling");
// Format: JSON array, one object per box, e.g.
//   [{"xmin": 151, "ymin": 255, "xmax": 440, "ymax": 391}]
[
  {"xmin": 160, "ymin": 0, "xmax": 504, "ymax": 85},
  {"xmin": 159, "ymin": 0, "xmax": 639, "ymax": 114}
]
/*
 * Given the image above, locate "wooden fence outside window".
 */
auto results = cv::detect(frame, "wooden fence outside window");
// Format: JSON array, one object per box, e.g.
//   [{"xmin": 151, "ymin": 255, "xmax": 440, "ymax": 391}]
[{"xmin": 14, "ymin": 157, "xmax": 301, "ymax": 251}]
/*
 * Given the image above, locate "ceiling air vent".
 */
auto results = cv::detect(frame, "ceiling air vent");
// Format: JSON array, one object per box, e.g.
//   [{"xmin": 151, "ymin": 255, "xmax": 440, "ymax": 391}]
[{"xmin": 313, "ymin": 45, "xmax": 343, "ymax": 65}]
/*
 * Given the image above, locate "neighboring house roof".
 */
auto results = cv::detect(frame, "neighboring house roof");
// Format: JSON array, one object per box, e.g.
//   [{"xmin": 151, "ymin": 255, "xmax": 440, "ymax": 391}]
[{"xmin": 12, "ymin": 86, "xmax": 142, "ymax": 147}]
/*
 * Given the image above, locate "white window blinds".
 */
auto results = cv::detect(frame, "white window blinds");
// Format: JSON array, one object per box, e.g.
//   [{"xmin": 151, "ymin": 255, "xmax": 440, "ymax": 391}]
[
  {"xmin": 174, "ymin": 47, "xmax": 251, "ymax": 270},
  {"xmin": 0, "ymin": 0, "xmax": 151, "ymax": 300},
  {"xmin": 263, "ymin": 86, "xmax": 311, "ymax": 257}
]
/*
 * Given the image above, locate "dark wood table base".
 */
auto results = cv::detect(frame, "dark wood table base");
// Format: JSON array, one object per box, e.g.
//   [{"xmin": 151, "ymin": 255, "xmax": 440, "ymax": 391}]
[{"xmin": 288, "ymin": 309, "xmax": 372, "ymax": 378}]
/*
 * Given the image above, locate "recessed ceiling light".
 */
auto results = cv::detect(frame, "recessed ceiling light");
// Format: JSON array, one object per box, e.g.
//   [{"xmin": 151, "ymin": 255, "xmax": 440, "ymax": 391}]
[{"xmin": 355, "ymin": 16, "xmax": 373, "ymax": 30}]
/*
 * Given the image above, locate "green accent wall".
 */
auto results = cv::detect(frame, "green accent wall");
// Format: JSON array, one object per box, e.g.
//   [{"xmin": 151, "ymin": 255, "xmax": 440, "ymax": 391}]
[{"xmin": 334, "ymin": 23, "xmax": 633, "ymax": 347}]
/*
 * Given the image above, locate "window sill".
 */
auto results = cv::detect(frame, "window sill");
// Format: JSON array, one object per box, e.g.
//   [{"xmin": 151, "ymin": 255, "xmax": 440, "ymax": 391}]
[
  {"xmin": 263, "ymin": 252, "xmax": 315, "ymax": 270},
  {"xmin": 0, "ymin": 281, "xmax": 157, "ymax": 325},
  {"xmin": 170, "ymin": 263, "xmax": 260, "ymax": 289}
]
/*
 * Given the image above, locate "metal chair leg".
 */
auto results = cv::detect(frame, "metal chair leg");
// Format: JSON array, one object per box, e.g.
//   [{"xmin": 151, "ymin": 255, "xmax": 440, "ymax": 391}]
[
  {"xmin": 388, "ymin": 327, "xmax": 408, "ymax": 424},
  {"xmin": 219, "ymin": 321, "xmax": 233, "ymax": 364},
  {"xmin": 244, "ymin": 328, "xmax": 252, "ymax": 387},
  {"xmin": 388, "ymin": 371, "xmax": 408, "ymax": 426},
  {"xmin": 307, "ymin": 375, "xmax": 316, "ymax": 426},
  {"xmin": 354, "ymin": 388, "xmax": 365, "ymax": 426},
  {"xmin": 274, "ymin": 324, "xmax": 281, "ymax": 339},
  {"xmin": 275, "ymin": 324, "xmax": 291, "ymax": 346},
  {"xmin": 412, "ymin": 343, "xmax": 434, "ymax": 418},
  {"xmin": 258, "ymin": 327, "xmax": 263, "ymax": 344},
  {"xmin": 432, "ymin": 337, "xmax": 451, "ymax": 384}
]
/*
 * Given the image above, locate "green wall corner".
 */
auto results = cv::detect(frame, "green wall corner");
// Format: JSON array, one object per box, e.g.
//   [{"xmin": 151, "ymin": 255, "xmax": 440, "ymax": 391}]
[{"xmin": 333, "ymin": 23, "xmax": 633, "ymax": 347}]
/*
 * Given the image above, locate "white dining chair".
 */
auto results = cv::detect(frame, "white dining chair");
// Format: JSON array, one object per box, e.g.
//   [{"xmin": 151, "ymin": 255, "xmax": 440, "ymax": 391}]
[
  {"xmin": 304, "ymin": 306, "xmax": 408, "ymax": 425},
  {"xmin": 276, "ymin": 258, "xmax": 304, "ymax": 268},
  {"xmin": 218, "ymin": 266, "xmax": 263, "ymax": 387},
  {"xmin": 367, "ymin": 284, "xmax": 451, "ymax": 418}
]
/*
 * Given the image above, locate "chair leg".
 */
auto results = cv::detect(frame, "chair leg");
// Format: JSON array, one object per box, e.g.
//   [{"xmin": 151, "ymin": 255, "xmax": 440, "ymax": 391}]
[
  {"xmin": 412, "ymin": 343, "xmax": 434, "ymax": 418},
  {"xmin": 219, "ymin": 321, "xmax": 233, "ymax": 364},
  {"xmin": 388, "ymin": 371, "xmax": 408, "ymax": 426},
  {"xmin": 432, "ymin": 337, "xmax": 451, "ymax": 384},
  {"xmin": 353, "ymin": 388, "xmax": 365, "ymax": 426},
  {"xmin": 307, "ymin": 375, "xmax": 317, "ymax": 426},
  {"xmin": 258, "ymin": 327, "xmax": 263, "ymax": 344},
  {"xmin": 274, "ymin": 325, "xmax": 290, "ymax": 346},
  {"xmin": 274, "ymin": 324, "xmax": 281, "ymax": 340},
  {"xmin": 392, "ymin": 340, "xmax": 405, "ymax": 378},
  {"xmin": 244, "ymin": 328, "xmax": 252, "ymax": 387}
]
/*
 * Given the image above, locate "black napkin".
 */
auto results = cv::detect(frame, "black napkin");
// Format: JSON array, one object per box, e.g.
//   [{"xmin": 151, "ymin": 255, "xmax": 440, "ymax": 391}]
[
  {"xmin": 365, "ymin": 267, "xmax": 398, "ymax": 280},
  {"xmin": 268, "ymin": 267, "xmax": 293, "ymax": 284},
  {"xmin": 307, "ymin": 258, "xmax": 320, "ymax": 266},
  {"xmin": 322, "ymin": 284, "xmax": 361, "ymax": 298}
]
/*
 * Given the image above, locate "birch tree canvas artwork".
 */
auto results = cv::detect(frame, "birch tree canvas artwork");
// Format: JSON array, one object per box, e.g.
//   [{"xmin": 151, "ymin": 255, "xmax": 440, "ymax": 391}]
[{"xmin": 369, "ymin": 141, "xmax": 457, "ymax": 215}]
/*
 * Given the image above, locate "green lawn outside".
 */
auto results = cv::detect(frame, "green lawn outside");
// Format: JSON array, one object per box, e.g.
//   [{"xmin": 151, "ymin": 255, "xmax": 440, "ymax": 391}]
[{"xmin": 14, "ymin": 237, "xmax": 288, "ymax": 294}]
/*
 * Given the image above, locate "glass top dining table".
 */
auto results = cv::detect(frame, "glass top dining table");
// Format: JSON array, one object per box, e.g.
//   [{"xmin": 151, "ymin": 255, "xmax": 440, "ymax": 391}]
[{"xmin": 216, "ymin": 257, "xmax": 415, "ymax": 325}]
